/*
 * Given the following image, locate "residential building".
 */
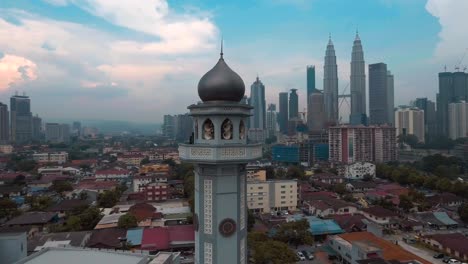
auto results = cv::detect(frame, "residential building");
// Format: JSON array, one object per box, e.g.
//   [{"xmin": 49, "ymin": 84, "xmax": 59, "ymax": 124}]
[
  {"xmin": 361, "ymin": 206, "xmax": 399, "ymax": 227},
  {"xmin": 0, "ymin": 102, "xmax": 9, "ymax": 142},
  {"xmin": 117, "ymin": 154, "xmax": 145, "ymax": 167},
  {"xmin": 247, "ymin": 179, "xmax": 297, "ymax": 213},
  {"xmin": 448, "ymin": 101, "xmax": 468, "ymax": 139},
  {"xmin": 344, "ymin": 162, "xmax": 376, "ymax": 180},
  {"xmin": 279, "ymin": 92, "xmax": 289, "ymax": 134},
  {"xmin": 0, "ymin": 232, "xmax": 27, "ymax": 264},
  {"xmin": 329, "ymin": 125, "xmax": 397, "ymax": 164},
  {"xmin": 307, "ymin": 89, "xmax": 326, "ymax": 132},
  {"xmin": 32, "ymin": 152, "xmax": 69, "ymax": 164},
  {"xmin": 324, "ymin": 37, "xmax": 339, "ymax": 124},
  {"xmin": 350, "ymin": 32, "xmax": 367, "ymax": 125},
  {"xmin": 289, "ymin": 89, "xmax": 299, "ymax": 119},
  {"xmin": 421, "ymin": 233, "xmax": 468, "ymax": 261},
  {"xmin": 175, "ymin": 113, "xmax": 193, "ymax": 142},
  {"xmin": 95, "ymin": 169, "xmax": 130, "ymax": 181},
  {"xmin": 162, "ymin": 115, "xmax": 176, "ymax": 139},
  {"xmin": 133, "ymin": 174, "xmax": 169, "ymax": 192},
  {"xmin": 437, "ymin": 71, "xmax": 468, "ymax": 136},
  {"xmin": 413, "ymin": 98, "xmax": 436, "ymax": 138},
  {"xmin": 10, "ymin": 94, "xmax": 32, "ymax": 143},
  {"xmin": 369, "ymin": 63, "xmax": 393, "ymax": 125},
  {"xmin": 328, "ymin": 232, "xmax": 431, "ymax": 264},
  {"xmin": 0, "ymin": 144, "xmax": 13, "ymax": 154},
  {"xmin": 249, "ymin": 76, "xmax": 266, "ymax": 130},
  {"xmin": 266, "ymin": 104, "xmax": 277, "ymax": 139},
  {"xmin": 395, "ymin": 107, "xmax": 425, "ymax": 142},
  {"xmin": 45, "ymin": 123, "xmax": 70, "ymax": 143},
  {"xmin": 246, "ymin": 168, "xmax": 266, "ymax": 182},
  {"xmin": 303, "ymin": 198, "xmax": 358, "ymax": 217}
]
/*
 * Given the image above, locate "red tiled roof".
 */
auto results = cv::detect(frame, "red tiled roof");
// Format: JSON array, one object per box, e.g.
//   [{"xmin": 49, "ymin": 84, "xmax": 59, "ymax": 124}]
[
  {"xmin": 0, "ymin": 173, "xmax": 31, "ymax": 180},
  {"xmin": 423, "ymin": 233, "xmax": 468, "ymax": 256},
  {"xmin": 362, "ymin": 206, "xmax": 398, "ymax": 218},
  {"xmin": 332, "ymin": 214, "xmax": 366, "ymax": 232},
  {"xmin": 168, "ymin": 225, "xmax": 195, "ymax": 242},
  {"xmin": 128, "ymin": 203, "xmax": 156, "ymax": 222},
  {"xmin": 76, "ymin": 181, "xmax": 118, "ymax": 190},
  {"xmin": 141, "ymin": 228, "xmax": 170, "ymax": 250}
]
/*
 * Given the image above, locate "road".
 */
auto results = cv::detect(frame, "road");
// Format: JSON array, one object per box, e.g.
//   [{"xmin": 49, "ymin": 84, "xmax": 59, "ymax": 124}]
[{"xmin": 398, "ymin": 240, "xmax": 444, "ymax": 264}]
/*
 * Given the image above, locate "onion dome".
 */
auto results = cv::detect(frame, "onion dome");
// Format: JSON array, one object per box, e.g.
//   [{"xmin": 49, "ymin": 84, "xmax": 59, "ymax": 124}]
[{"xmin": 198, "ymin": 45, "xmax": 245, "ymax": 102}]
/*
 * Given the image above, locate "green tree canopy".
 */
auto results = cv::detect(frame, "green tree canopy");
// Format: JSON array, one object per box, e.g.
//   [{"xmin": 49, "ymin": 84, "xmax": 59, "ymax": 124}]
[
  {"xmin": 273, "ymin": 219, "xmax": 313, "ymax": 248},
  {"xmin": 458, "ymin": 203, "xmax": 468, "ymax": 223},
  {"xmin": 251, "ymin": 240, "xmax": 298, "ymax": 264},
  {"xmin": 118, "ymin": 213, "xmax": 138, "ymax": 229},
  {"xmin": 286, "ymin": 166, "xmax": 305, "ymax": 180}
]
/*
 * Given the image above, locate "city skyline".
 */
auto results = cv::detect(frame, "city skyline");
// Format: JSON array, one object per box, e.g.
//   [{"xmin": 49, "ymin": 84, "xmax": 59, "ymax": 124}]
[{"xmin": 0, "ymin": 0, "xmax": 466, "ymax": 122}]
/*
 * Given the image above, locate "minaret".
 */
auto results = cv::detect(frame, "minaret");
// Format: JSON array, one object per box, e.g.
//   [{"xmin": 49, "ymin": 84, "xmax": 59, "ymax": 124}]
[
  {"xmin": 350, "ymin": 30, "xmax": 367, "ymax": 125},
  {"xmin": 323, "ymin": 35, "xmax": 339, "ymax": 125},
  {"xmin": 179, "ymin": 46, "xmax": 262, "ymax": 264}
]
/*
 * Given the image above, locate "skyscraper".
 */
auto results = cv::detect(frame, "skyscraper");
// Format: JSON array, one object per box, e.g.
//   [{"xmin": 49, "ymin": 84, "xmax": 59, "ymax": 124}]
[
  {"xmin": 0, "ymin": 103, "xmax": 9, "ymax": 143},
  {"xmin": 307, "ymin": 90, "xmax": 326, "ymax": 132},
  {"xmin": 395, "ymin": 107, "xmax": 425, "ymax": 143},
  {"xmin": 162, "ymin": 115, "xmax": 176, "ymax": 139},
  {"xmin": 178, "ymin": 49, "xmax": 262, "ymax": 264},
  {"xmin": 289, "ymin": 89, "xmax": 299, "ymax": 119},
  {"xmin": 72, "ymin": 121, "xmax": 81, "ymax": 137},
  {"xmin": 448, "ymin": 101, "xmax": 468, "ymax": 140},
  {"xmin": 350, "ymin": 32, "xmax": 367, "ymax": 125},
  {"xmin": 10, "ymin": 94, "xmax": 32, "ymax": 143},
  {"xmin": 249, "ymin": 76, "xmax": 266, "ymax": 129},
  {"xmin": 387, "ymin": 70, "xmax": 395, "ymax": 126},
  {"xmin": 45, "ymin": 123, "xmax": 70, "ymax": 143},
  {"xmin": 266, "ymin": 104, "xmax": 277, "ymax": 139},
  {"xmin": 306, "ymin": 65, "xmax": 316, "ymax": 98},
  {"xmin": 414, "ymin": 98, "xmax": 436, "ymax": 138},
  {"xmin": 176, "ymin": 113, "xmax": 193, "ymax": 142},
  {"xmin": 324, "ymin": 36, "xmax": 339, "ymax": 124},
  {"xmin": 369, "ymin": 63, "xmax": 392, "ymax": 125},
  {"xmin": 32, "ymin": 115, "xmax": 42, "ymax": 141},
  {"xmin": 437, "ymin": 72, "xmax": 468, "ymax": 137},
  {"xmin": 279, "ymin": 92, "xmax": 289, "ymax": 134}
]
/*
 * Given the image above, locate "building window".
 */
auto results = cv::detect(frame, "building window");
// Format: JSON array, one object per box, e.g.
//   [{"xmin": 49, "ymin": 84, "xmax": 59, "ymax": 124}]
[
  {"xmin": 202, "ymin": 119, "xmax": 214, "ymax": 140},
  {"xmin": 221, "ymin": 119, "xmax": 233, "ymax": 140},
  {"xmin": 281, "ymin": 196, "xmax": 286, "ymax": 199},
  {"xmin": 258, "ymin": 197, "xmax": 263, "ymax": 200},
  {"xmin": 281, "ymin": 191, "xmax": 285, "ymax": 194},
  {"xmin": 281, "ymin": 185, "xmax": 286, "ymax": 188},
  {"xmin": 239, "ymin": 120, "xmax": 245, "ymax": 139},
  {"xmin": 258, "ymin": 186, "xmax": 263, "ymax": 189}
]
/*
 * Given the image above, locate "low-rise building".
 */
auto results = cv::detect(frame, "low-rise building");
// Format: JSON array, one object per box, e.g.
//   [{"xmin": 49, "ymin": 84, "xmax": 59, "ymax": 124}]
[
  {"xmin": 343, "ymin": 162, "xmax": 376, "ymax": 180},
  {"xmin": 246, "ymin": 168, "xmax": 266, "ymax": 182},
  {"xmin": 5, "ymin": 212, "xmax": 58, "ymax": 231},
  {"xmin": 33, "ymin": 152, "xmax": 68, "ymax": 164},
  {"xmin": 118, "ymin": 154, "xmax": 145, "ymax": 167},
  {"xmin": 247, "ymin": 179, "xmax": 297, "ymax": 213},
  {"xmin": 133, "ymin": 174, "xmax": 169, "ymax": 192},
  {"xmin": 303, "ymin": 199, "xmax": 358, "ymax": 217},
  {"xmin": 346, "ymin": 181, "xmax": 377, "ymax": 193},
  {"xmin": 328, "ymin": 231, "xmax": 430, "ymax": 264},
  {"xmin": 0, "ymin": 144, "xmax": 14, "ymax": 154},
  {"xmin": 95, "ymin": 169, "xmax": 130, "ymax": 181},
  {"xmin": 421, "ymin": 233, "xmax": 468, "ymax": 261},
  {"xmin": 314, "ymin": 172, "xmax": 344, "ymax": 184},
  {"xmin": 360, "ymin": 206, "xmax": 399, "ymax": 228}
]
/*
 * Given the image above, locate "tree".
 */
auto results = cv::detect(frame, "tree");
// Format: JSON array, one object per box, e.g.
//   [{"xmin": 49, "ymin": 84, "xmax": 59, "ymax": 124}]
[
  {"xmin": 98, "ymin": 190, "xmax": 120, "ymax": 208},
  {"xmin": 51, "ymin": 181, "xmax": 73, "ymax": 195},
  {"xmin": 274, "ymin": 219, "xmax": 313, "ymax": 248},
  {"xmin": 0, "ymin": 199, "xmax": 19, "ymax": 219},
  {"xmin": 28, "ymin": 196, "xmax": 53, "ymax": 211},
  {"xmin": 458, "ymin": 203, "xmax": 468, "ymax": 223},
  {"xmin": 275, "ymin": 168, "xmax": 286, "ymax": 179},
  {"xmin": 251, "ymin": 240, "xmax": 298, "ymax": 264},
  {"xmin": 65, "ymin": 215, "xmax": 82, "ymax": 231},
  {"xmin": 118, "ymin": 213, "xmax": 138, "ymax": 229},
  {"xmin": 286, "ymin": 166, "xmax": 305, "ymax": 180},
  {"xmin": 79, "ymin": 206, "xmax": 103, "ymax": 230},
  {"xmin": 333, "ymin": 183, "xmax": 347, "ymax": 196},
  {"xmin": 140, "ymin": 157, "xmax": 150, "ymax": 165},
  {"xmin": 398, "ymin": 195, "xmax": 413, "ymax": 212}
]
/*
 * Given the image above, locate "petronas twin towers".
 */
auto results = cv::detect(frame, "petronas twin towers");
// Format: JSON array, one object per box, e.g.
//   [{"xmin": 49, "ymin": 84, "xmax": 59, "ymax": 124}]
[{"xmin": 323, "ymin": 32, "xmax": 366, "ymax": 125}]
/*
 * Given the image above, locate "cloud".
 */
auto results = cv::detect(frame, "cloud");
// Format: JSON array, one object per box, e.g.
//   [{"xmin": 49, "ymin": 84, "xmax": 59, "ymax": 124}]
[
  {"xmin": 0, "ymin": 54, "xmax": 37, "ymax": 91},
  {"xmin": 426, "ymin": 0, "xmax": 468, "ymax": 64}
]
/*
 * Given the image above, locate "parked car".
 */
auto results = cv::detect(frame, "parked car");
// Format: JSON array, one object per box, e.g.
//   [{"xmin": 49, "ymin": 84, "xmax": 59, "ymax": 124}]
[
  {"xmin": 296, "ymin": 251, "xmax": 306, "ymax": 261},
  {"xmin": 434, "ymin": 253, "xmax": 445, "ymax": 259},
  {"xmin": 448, "ymin": 259, "xmax": 461, "ymax": 264},
  {"xmin": 302, "ymin": 251, "xmax": 314, "ymax": 260}
]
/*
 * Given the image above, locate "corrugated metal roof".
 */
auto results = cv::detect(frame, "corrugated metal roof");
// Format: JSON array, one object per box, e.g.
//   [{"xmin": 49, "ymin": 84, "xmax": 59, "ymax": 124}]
[
  {"xmin": 433, "ymin": 212, "xmax": 458, "ymax": 226},
  {"xmin": 126, "ymin": 228, "xmax": 143, "ymax": 246}
]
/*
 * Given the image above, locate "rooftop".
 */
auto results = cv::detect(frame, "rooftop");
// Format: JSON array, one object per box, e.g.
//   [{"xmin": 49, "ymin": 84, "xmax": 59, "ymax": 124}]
[
  {"xmin": 362, "ymin": 206, "xmax": 399, "ymax": 218},
  {"xmin": 423, "ymin": 233, "xmax": 468, "ymax": 256},
  {"xmin": 6, "ymin": 212, "xmax": 57, "ymax": 226}
]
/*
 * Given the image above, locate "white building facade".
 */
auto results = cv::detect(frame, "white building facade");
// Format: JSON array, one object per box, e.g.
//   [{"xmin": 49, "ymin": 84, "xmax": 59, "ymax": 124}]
[{"xmin": 395, "ymin": 107, "xmax": 425, "ymax": 143}]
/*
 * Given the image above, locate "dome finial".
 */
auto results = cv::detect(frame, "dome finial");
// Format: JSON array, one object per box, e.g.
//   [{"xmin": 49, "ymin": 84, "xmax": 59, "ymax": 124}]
[{"xmin": 220, "ymin": 36, "xmax": 224, "ymax": 59}]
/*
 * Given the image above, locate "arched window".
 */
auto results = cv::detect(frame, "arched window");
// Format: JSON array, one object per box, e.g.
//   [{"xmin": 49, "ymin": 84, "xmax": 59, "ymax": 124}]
[
  {"xmin": 239, "ymin": 120, "xmax": 245, "ymax": 139},
  {"xmin": 221, "ymin": 119, "xmax": 233, "ymax": 140},
  {"xmin": 194, "ymin": 118, "xmax": 199, "ymax": 139},
  {"xmin": 202, "ymin": 119, "xmax": 214, "ymax": 140}
]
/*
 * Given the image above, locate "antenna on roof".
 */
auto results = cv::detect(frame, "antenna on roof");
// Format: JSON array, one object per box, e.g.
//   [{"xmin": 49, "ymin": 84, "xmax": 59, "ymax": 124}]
[{"xmin": 220, "ymin": 36, "xmax": 224, "ymax": 59}]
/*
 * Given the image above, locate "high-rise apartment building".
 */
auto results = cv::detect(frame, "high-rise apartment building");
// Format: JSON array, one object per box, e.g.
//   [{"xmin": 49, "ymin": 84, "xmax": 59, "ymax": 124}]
[
  {"xmin": 369, "ymin": 63, "xmax": 393, "ymax": 125},
  {"xmin": 32, "ymin": 115, "xmax": 42, "ymax": 141},
  {"xmin": 266, "ymin": 104, "xmax": 277, "ymax": 139},
  {"xmin": 162, "ymin": 115, "xmax": 176, "ymax": 139},
  {"xmin": 0, "ymin": 103, "xmax": 9, "ymax": 142},
  {"xmin": 448, "ymin": 101, "xmax": 468, "ymax": 140},
  {"xmin": 307, "ymin": 90, "xmax": 326, "ymax": 132},
  {"xmin": 175, "ymin": 113, "xmax": 193, "ymax": 142},
  {"xmin": 10, "ymin": 95, "xmax": 32, "ymax": 143},
  {"xmin": 249, "ymin": 77, "xmax": 266, "ymax": 130},
  {"xmin": 329, "ymin": 125, "xmax": 397, "ymax": 164},
  {"xmin": 350, "ymin": 32, "xmax": 367, "ymax": 125},
  {"xmin": 387, "ymin": 71, "xmax": 395, "ymax": 125},
  {"xmin": 279, "ymin": 92, "xmax": 289, "ymax": 134},
  {"xmin": 324, "ymin": 37, "xmax": 339, "ymax": 124},
  {"xmin": 437, "ymin": 72, "xmax": 468, "ymax": 137},
  {"xmin": 413, "ymin": 98, "xmax": 436, "ymax": 138},
  {"xmin": 307, "ymin": 65, "xmax": 316, "ymax": 98},
  {"xmin": 395, "ymin": 107, "xmax": 425, "ymax": 143},
  {"xmin": 247, "ymin": 179, "xmax": 298, "ymax": 213},
  {"xmin": 72, "ymin": 121, "xmax": 81, "ymax": 137},
  {"xmin": 45, "ymin": 123, "xmax": 70, "ymax": 143},
  {"xmin": 289, "ymin": 89, "xmax": 299, "ymax": 119}
]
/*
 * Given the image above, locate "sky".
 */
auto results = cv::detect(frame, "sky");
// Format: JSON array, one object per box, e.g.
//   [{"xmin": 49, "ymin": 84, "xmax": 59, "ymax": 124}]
[{"xmin": 0, "ymin": 0, "xmax": 466, "ymax": 123}]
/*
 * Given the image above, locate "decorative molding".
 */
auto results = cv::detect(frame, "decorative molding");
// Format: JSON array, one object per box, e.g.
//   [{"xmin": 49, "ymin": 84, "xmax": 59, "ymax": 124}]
[
  {"xmin": 219, "ymin": 218, "xmax": 236, "ymax": 237},
  {"xmin": 220, "ymin": 147, "xmax": 246, "ymax": 158},
  {"xmin": 240, "ymin": 238, "xmax": 246, "ymax": 264},
  {"xmin": 240, "ymin": 175, "xmax": 246, "ymax": 230},
  {"xmin": 204, "ymin": 242, "xmax": 213, "ymax": 264},
  {"xmin": 190, "ymin": 148, "xmax": 213, "ymax": 159},
  {"xmin": 203, "ymin": 179, "xmax": 213, "ymax": 234}
]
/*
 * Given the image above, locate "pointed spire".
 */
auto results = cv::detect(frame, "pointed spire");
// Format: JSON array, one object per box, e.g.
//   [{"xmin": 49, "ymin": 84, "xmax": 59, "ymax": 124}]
[
  {"xmin": 355, "ymin": 28, "xmax": 360, "ymax": 41},
  {"xmin": 220, "ymin": 36, "xmax": 224, "ymax": 59},
  {"xmin": 328, "ymin": 33, "xmax": 333, "ymax": 45}
]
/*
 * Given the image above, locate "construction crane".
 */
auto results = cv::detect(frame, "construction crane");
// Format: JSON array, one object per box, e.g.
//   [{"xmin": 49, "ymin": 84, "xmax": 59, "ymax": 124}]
[{"xmin": 455, "ymin": 48, "xmax": 468, "ymax": 72}]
